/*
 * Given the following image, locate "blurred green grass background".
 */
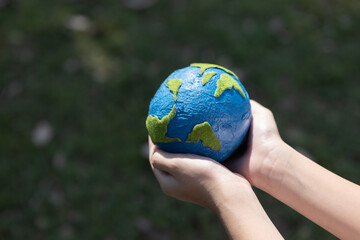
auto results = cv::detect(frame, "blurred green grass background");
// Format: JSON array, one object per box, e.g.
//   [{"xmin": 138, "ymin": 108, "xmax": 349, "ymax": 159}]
[{"xmin": 0, "ymin": 0, "xmax": 359, "ymax": 239}]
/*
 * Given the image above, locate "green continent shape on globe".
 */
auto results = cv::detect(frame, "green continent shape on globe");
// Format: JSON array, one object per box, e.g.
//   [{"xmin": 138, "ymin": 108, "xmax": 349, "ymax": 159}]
[
  {"xmin": 214, "ymin": 74, "xmax": 245, "ymax": 98},
  {"xmin": 146, "ymin": 105, "xmax": 181, "ymax": 143},
  {"xmin": 166, "ymin": 78, "xmax": 182, "ymax": 101},
  {"xmin": 186, "ymin": 122, "xmax": 222, "ymax": 150},
  {"xmin": 191, "ymin": 63, "xmax": 238, "ymax": 79},
  {"xmin": 202, "ymin": 71, "xmax": 217, "ymax": 85}
]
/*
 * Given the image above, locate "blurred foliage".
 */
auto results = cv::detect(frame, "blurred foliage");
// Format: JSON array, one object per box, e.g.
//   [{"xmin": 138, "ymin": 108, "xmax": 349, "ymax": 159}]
[{"xmin": 0, "ymin": 0, "xmax": 359, "ymax": 239}]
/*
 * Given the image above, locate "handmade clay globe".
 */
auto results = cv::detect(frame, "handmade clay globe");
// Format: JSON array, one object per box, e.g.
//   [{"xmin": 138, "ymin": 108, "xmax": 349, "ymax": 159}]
[{"xmin": 146, "ymin": 63, "xmax": 251, "ymax": 162}]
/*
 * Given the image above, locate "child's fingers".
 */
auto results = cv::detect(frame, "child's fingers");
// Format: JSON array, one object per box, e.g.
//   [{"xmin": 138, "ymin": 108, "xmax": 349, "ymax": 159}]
[
  {"xmin": 148, "ymin": 137, "xmax": 219, "ymax": 176},
  {"xmin": 148, "ymin": 136, "xmax": 156, "ymax": 157},
  {"xmin": 152, "ymin": 168, "xmax": 179, "ymax": 195},
  {"xmin": 152, "ymin": 167, "xmax": 171, "ymax": 182},
  {"xmin": 250, "ymin": 99, "xmax": 274, "ymax": 119},
  {"xmin": 250, "ymin": 99, "xmax": 266, "ymax": 114},
  {"xmin": 151, "ymin": 149, "xmax": 179, "ymax": 173}
]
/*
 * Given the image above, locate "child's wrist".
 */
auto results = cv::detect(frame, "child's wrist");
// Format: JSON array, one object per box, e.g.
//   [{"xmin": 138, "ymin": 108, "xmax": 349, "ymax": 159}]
[
  {"xmin": 211, "ymin": 178, "xmax": 258, "ymax": 214},
  {"xmin": 252, "ymin": 139, "xmax": 292, "ymax": 191}
]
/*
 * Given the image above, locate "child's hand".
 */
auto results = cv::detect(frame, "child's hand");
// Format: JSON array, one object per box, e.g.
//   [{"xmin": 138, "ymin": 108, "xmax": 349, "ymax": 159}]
[
  {"xmin": 148, "ymin": 136, "xmax": 284, "ymax": 239},
  {"xmin": 148, "ymin": 137, "xmax": 254, "ymax": 212},
  {"xmin": 225, "ymin": 100, "xmax": 285, "ymax": 188},
  {"xmin": 226, "ymin": 100, "xmax": 360, "ymax": 240}
]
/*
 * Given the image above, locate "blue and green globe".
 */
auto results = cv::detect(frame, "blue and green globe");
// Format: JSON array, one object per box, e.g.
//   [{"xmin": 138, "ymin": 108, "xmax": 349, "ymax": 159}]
[{"xmin": 146, "ymin": 63, "xmax": 251, "ymax": 162}]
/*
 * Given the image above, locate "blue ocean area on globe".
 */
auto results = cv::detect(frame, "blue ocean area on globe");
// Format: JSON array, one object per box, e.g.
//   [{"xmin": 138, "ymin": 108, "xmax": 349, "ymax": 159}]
[{"xmin": 146, "ymin": 63, "xmax": 251, "ymax": 162}]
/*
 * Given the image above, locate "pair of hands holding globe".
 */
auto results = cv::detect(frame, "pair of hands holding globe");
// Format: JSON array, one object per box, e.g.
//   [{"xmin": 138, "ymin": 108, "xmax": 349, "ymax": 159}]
[
  {"xmin": 146, "ymin": 63, "xmax": 287, "ymax": 238},
  {"xmin": 149, "ymin": 99, "xmax": 287, "ymax": 239},
  {"xmin": 148, "ymin": 99, "xmax": 282, "ymax": 212}
]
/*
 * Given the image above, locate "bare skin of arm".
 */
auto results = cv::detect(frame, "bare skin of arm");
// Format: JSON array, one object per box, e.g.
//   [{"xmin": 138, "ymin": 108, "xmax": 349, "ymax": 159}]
[
  {"xmin": 149, "ymin": 138, "xmax": 283, "ymax": 240},
  {"xmin": 227, "ymin": 100, "xmax": 360, "ymax": 240}
]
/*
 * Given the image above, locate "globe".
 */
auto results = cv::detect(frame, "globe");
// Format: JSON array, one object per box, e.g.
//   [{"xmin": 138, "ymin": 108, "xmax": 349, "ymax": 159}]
[{"xmin": 146, "ymin": 63, "xmax": 251, "ymax": 162}]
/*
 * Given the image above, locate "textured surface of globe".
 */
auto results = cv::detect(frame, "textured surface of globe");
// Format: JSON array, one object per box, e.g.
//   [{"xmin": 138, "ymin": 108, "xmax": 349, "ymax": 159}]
[{"xmin": 146, "ymin": 63, "xmax": 251, "ymax": 162}]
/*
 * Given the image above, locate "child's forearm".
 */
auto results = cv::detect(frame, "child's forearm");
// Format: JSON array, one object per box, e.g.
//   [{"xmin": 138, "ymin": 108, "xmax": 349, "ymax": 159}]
[
  {"xmin": 214, "ymin": 187, "xmax": 284, "ymax": 240},
  {"xmin": 255, "ymin": 141, "xmax": 360, "ymax": 239}
]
